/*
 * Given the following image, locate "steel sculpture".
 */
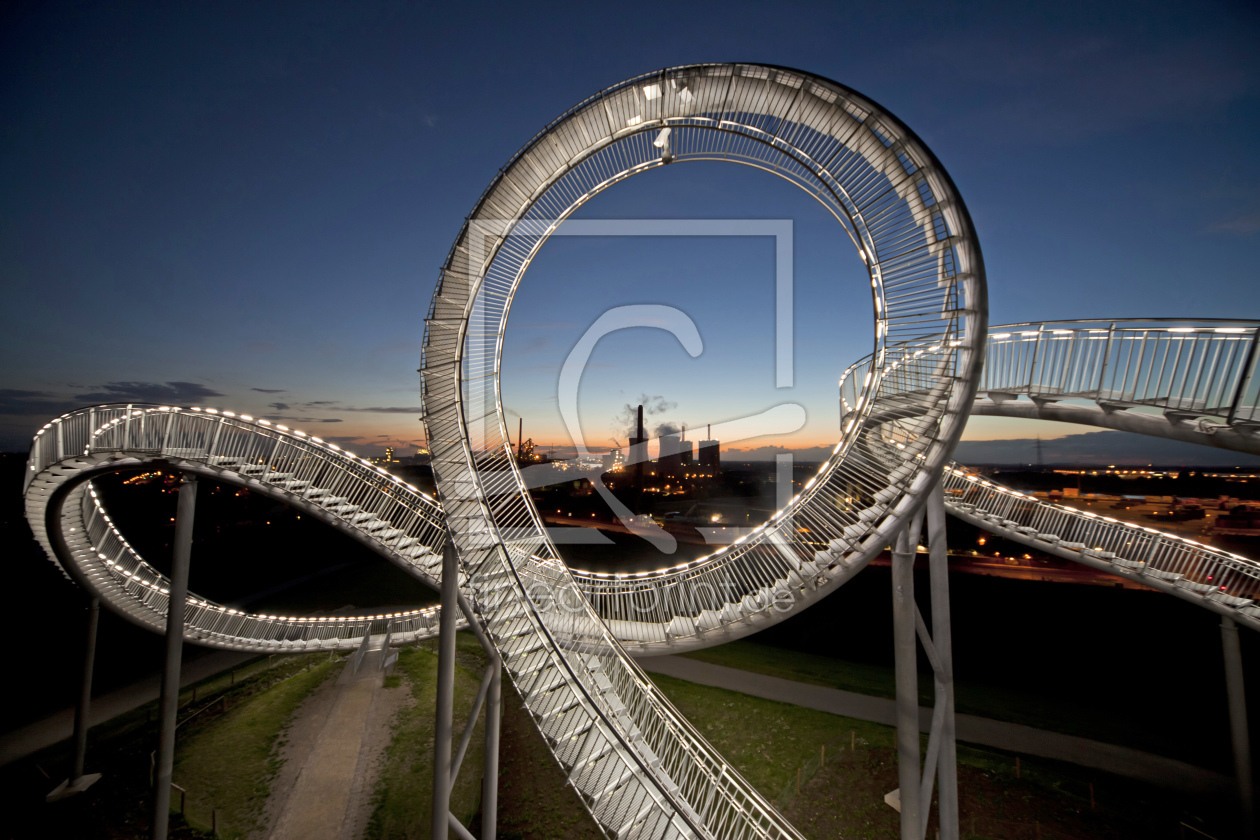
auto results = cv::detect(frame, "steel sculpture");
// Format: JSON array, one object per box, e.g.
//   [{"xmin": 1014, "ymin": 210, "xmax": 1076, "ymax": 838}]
[
  {"xmin": 420, "ymin": 63, "xmax": 985, "ymax": 840},
  {"xmin": 23, "ymin": 405, "xmax": 454, "ymax": 652},
  {"xmin": 22, "ymin": 63, "xmax": 1260, "ymax": 840}
]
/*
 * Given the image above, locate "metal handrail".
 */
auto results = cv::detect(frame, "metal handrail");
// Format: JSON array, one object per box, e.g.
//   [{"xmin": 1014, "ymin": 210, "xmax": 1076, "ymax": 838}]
[
  {"xmin": 979, "ymin": 320, "xmax": 1260, "ymax": 424},
  {"xmin": 25, "ymin": 403, "xmax": 452, "ymax": 652},
  {"xmin": 840, "ymin": 337, "xmax": 1260, "ymax": 629},
  {"xmin": 941, "ymin": 466, "xmax": 1259, "ymax": 628},
  {"xmin": 422, "ymin": 63, "xmax": 986, "ymax": 840}
]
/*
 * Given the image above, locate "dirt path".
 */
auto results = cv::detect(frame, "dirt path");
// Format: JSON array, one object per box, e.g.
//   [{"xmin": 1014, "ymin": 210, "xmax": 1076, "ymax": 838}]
[
  {"xmin": 338, "ymin": 666, "xmax": 412, "ymax": 840},
  {"xmin": 264, "ymin": 649, "xmax": 399, "ymax": 840}
]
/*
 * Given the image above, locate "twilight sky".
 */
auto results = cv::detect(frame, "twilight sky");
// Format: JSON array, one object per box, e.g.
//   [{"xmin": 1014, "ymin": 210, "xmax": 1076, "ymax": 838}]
[{"xmin": 2, "ymin": 1, "xmax": 1258, "ymax": 459}]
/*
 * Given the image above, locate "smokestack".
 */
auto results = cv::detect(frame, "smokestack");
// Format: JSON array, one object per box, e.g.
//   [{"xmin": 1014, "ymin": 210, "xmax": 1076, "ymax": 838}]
[
  {"xmin": 682, "ymin": 424, "xmax": 686, "ymax": 441},
  {"xmin": 518, "ymin": 418, "xmax": 523, "ymax": 455},
  {"xmin": 707, "ymin": 424, "xmax": 711, "ymax": 439},
  {"xmin": 632, "ymin": 404, "xmax": 646, "ymax": 488}
]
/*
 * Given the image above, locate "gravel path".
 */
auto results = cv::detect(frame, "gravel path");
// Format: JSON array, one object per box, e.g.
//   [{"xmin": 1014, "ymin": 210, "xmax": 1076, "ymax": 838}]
[{"xmin": 267, "ymin": 650, "xmax": 389, "ymax": 840}]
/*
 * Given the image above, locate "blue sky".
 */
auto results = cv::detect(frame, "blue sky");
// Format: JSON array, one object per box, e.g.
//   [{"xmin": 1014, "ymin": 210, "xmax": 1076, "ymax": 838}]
[{"xmin": 2, "ymin": 1, "xmax": 1257, "ymax": 457}]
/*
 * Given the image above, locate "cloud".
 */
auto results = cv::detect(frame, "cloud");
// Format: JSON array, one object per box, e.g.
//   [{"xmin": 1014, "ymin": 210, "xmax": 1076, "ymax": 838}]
[
  {"xmin": 252, "ymin": 388, "xmax": 286, "ymax": 394},
  {"xmin": 338, "ymin": 406, "xmax": 423, "ymax": 414},
  {"xmin": 643, "ymin": 396, "xmax": 675, "ymax": 415},
  {"xmin": 615, "ymin": 394, "xmax": 678, "ymax": 437},
  {"xmin": 518, "ymin": 336, "xmax": 549, "ymax": 355},
  {"xmin": 0, "ymin": 389, "xmax": 79, "ymax": 417},
  {"xmin": 724, "ymin": 444, "xmax": 835, "ymax": 462},
  {"xmin": 654, "ymin": 423, "xmax": 680, "ymax": 437},
  {"xmin": 955, "ymin": 431, "xmax": 1260, "ymax": 466},
  {"xmin": 265, "ymin": 415, "xmax": 343, "ymax": 424},
  {"xmin": 73, "ymin": 381, "xmax": 224, "ymax": 404},
  {"xmin": 322, "ymin": 435, "xmax": 366, "ymax": 447},
  {"xmin": 269, "ymin": 402, "xmax": 291, "ymax": 411},
  {"xmin": 1206, "ymin": 211, "xmax": 1260, "ymax": 236}
]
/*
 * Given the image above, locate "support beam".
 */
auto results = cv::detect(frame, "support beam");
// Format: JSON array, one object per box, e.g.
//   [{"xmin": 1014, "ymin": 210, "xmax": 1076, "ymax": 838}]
[
  {"xmin": 72, "ymin": 596, "xmax": 100, "ymax": 782},
  {"xmin": 451, "ymin": 665, "xmax": 495, "ymax": 781},
  {"xmin": 152, "ymin": 475, "xmax": 196, "ymax": 840},
  {"xmin": 47, "ymin": 596, "xmax": 103, "ymax": 802},
  {"xmin": 434, "ymin": 541, "xmax": 502, "ymax": 840},
  {"xmin": 927, "ymin": 486, "xmax": 959, "ymax": 840},
  {"xmin": 482, "ymin": 662, "xmax": 501, "ymax": 840},
  {"xmin": 1221, "ymin": 616, "xmax": 1255, "ymax": 839},
  {"xmin": 433, "ymin": 537, "xmax": 459, "ymax": 840},
  {"xmin": 891, "ymin": 525, "xmax": 921, "ymax": 840}
]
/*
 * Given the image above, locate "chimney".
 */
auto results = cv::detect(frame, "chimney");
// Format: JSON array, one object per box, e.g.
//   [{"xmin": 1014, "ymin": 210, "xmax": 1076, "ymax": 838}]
[{"xmin": 631, "ymin": 404, "xmax": 646, "ymax": 488}]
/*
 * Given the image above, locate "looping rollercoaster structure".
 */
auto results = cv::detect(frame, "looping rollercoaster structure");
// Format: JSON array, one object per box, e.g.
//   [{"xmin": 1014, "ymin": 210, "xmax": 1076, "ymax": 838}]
[
  {"xmin": 418, "ymin": 61, "xmax": 984, "ymax": 840},
  {"xmin": 23, "ymin": 404, "xmax": 454, "ymax": 652},
  {"xmin": 22, "ymin": 63, "xmax": 1260, "ymax": 840}
]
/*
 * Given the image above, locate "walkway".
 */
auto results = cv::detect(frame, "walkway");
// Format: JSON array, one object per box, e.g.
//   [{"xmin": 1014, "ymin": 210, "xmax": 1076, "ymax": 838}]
[
  {"xmin": 267, "ymin": 648, "xmax": 388, "ymax": 840},
  {"xmin": 0, "ymin": 648, "xmax": 255, "ymax": 768},
  {"xmin": 642, "ymin": 656, "xmax": 1233, "ymax": 797}
]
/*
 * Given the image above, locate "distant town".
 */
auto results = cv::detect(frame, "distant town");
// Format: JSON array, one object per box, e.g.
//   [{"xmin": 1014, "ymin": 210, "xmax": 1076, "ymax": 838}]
[{"xmin": 351, "ymin": 405, "xmax": 1260, "ymax": 585}]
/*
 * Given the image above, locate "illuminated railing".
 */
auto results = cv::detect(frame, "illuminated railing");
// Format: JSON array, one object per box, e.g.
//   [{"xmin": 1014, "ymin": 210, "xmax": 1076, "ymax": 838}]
[
  {"xmin": 25, "ymin": 404, "xmax": 452, "ymax": 652},
  {"xmin": 941, "ymin": 466, "xmax": 1260, "ymax": 627},
  {"xmin": 565, "ymin": 342, "xmax": 966, "ymax": 648},
  {"xmin": 980, "ymin": 320, "xmax": 1260, "ymax": 425},
  {"xmin": 422, "ymin": 63, "xmax": 985, "ymax": 840},
  {"xmin": 841, "ymin": 335, "xmax": 1260, "ymax": 630}
]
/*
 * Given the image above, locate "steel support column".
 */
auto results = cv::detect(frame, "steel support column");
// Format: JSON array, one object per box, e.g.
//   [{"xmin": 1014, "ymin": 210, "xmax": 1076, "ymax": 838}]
[
  {"xmin": 927, "ymin": 487, "xmax": 959, "ymax": 840},
  {"xmin": 433, "ymin": 537, "xmax": 459, "ymax": 840},
  {"xmin": 433, "ymin": 538, "xmax": 501, "ymax": 840},
  {"xmin": 1221, "ymin": 616, "xmax": 1255, "ymax": 839},
  {"xmin": 891, "ymin": 525, "xmax": 921, "ymax": 840},
  {"xmin": 152, "ymin": 475, "xmax": 196, "ymax": 840},
  {"xmin": 47, "ymin": 595, "xmax": 103, "ymax": 802},
  {"xmin": 482, "ymin": 662, "xmax": 501, "ymax": 839},
  {"xmin": 72, "ymin": 596, "xmax": 100, "ymax": 782}
]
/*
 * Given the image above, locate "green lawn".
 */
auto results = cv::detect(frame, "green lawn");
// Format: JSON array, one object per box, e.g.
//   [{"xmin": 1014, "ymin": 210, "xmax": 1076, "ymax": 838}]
[
  {"xmin": 365, "ymin": 637, "xmax": 489, "ymax": 839},
  {"xmin": 172, "ymin": 654, "xmax": 338, "ymax": 838},
  {"xmin": 649, "ymin": 671, "xmax": 1216, "ymax": 840},
  {"xmin": 678, "ymin": 640, "xmax": 1208, "ymax": 766}
]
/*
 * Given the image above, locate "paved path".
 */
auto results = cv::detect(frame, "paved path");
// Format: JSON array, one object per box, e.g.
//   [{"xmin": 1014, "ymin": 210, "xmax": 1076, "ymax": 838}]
[
  {"xmin": 0, "ymin": 649, "xmax": 255, "ymax": 768},
  {"xmin": 268, "ymin": 649, "xmax": 386, "ymax": 840},
  {"xmin": 643, "ymin": 656, "xmax": 1233, "ymax": 796}
]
